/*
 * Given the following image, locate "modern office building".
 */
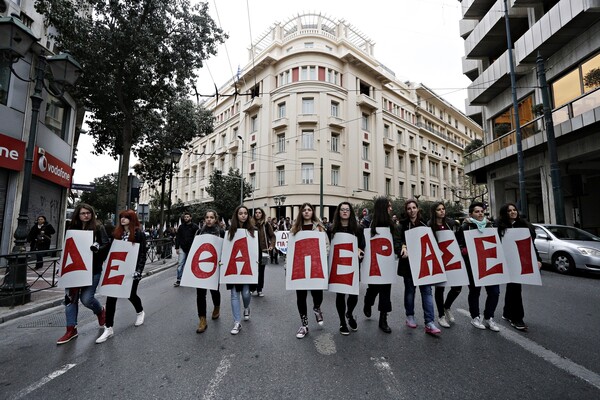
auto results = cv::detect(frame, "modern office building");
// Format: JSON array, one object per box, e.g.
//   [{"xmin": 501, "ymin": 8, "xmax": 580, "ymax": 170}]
[
  {"xmin": 144, "ymin": 13, "xmax": 482, "ymax": 221},
  {"xmin": 459, "ymin": 0, "xmax": 600, "ymax": 231},
  {"xmin": 0, "ymin": 2, "xmax": 83, "ymax": 255}
]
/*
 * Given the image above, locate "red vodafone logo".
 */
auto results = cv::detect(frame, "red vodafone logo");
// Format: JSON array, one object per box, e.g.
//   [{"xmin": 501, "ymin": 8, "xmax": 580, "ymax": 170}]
[
  {"xmin": 33, "ymin": 147, "xmax": 73, "ymax": 188},
  {"xmin": 38, "ymin": 155, "xmax": 48, "ymax": 172}
]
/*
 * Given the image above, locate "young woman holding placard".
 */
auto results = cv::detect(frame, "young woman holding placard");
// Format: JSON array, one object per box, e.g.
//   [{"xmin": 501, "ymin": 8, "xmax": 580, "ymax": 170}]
[
  {"xmin": 226, "ymin": 205, "xmax": 255, "ymax": 335},
  {"xmin": 252, "ymin": 208, "xmax": 275, "ymax": 297},
  {"xmin": 96, "ymin": 209, "xmax": 147, "ymax": 344},
  {"xmin": 329, "ymin": 201, "xmax": 365, "ymax": 335},
  {"xmin": 290, "ymin": 202, "xmax": 328, "ymax": 339},
  {"xmin": 194, "ymin": 209, "xmax": 224, "ymax": 334}
]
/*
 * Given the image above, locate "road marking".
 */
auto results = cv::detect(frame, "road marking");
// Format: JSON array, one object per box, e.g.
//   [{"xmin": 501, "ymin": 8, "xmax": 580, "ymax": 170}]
[
  {"xmin": 202, "ymin": 354, "xmax": 234, "ymax": 400},
  {"xmin": 12, "ymin": 363, "xmax": 76, "ymax": 400},
  {"xmin": 314, "ymin": 332, "xmax": 336, "ymax": 355},
  {"xmin": 370, "ymin": 357, "xmax": 404, "ymax": 398},
  {"xmin": 456, "ymin": 308, "xmax": 600, "ymax": 390}
]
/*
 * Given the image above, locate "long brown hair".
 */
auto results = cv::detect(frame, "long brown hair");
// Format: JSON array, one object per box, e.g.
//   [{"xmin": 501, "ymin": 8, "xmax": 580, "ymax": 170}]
[
  {"xmin": 69, "ymin": 203, "xmax": 98, "ymax": 231},
  {"xmin": 114, "ymin": 210, "xmax": 141, "ymax": 242},
  {"xmin": 291, "ymin": 202, "xmax": 322, "ymax": 234},
  {"xmin": 228, "ymin": 205, "xmax": 255, "ymax": 240}
]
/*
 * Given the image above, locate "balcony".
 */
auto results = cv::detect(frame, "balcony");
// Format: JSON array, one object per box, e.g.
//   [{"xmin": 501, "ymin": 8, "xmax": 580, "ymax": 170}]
[
  {"xmin": 297, "ymin": 114, "xmax": 318, "ymax": 125},
  {"xmin": 228, "ymin": 139, "xmax": 241, "ymax": 150},
  {"xmin": 462, "ymin": 56, "xmax": 479, "ymax": 81},
  {"xmin": 356, "ymin": 93, "xmax": 378, "ymax": 111},
  {"xmin": 459, "ymin": 18, "xmax": 478, "ymax": 39},
  {"xmin": 242, "ymin": 97, "xmax": 262, "ymax": 114},
  {"xmin": 383, "ymin": 137, "xmax": 394, "ymax": 148},
  {"xmin": 272, "ymin": 117, "xmax": 288, "ymax": 130},
  {"xmin": 461, "ymin": 0, "xmax": 496, "ymax": 19},
  {"xmin": 328, "ymin": 116, "xmax": 346, "ymax": 129}
]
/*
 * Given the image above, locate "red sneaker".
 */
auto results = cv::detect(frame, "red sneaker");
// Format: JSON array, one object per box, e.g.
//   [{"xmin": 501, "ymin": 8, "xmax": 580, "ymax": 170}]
[
  {"xmin": 97, "ymin": 307, "xmax": 106, "ymax": 327},
  {"xmin": 57, "ymin": 326, "xmax": 78, "ymax": 345}
]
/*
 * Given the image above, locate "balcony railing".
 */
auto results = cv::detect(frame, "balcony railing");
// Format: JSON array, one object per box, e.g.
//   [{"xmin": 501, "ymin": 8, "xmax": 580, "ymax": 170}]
[{"xmin": 415, "ymin": 122, "xmax": 463, "ymax": 148}]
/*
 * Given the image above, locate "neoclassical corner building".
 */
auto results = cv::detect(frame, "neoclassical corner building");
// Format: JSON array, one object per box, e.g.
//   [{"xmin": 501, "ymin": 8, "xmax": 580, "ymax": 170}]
[
  {"xmin": 157, "ymin": 14, "xmax": 482, "ymax": 221},
  {"xmin": 460, "ymin": 0, "xmax": 600, "ymax": 231}
]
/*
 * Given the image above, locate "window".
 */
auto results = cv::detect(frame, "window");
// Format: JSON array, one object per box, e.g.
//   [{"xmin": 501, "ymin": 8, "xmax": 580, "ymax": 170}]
[
  {"xmin": 397, "ymin": 130, "xmax": 403, "ymax": 145},
  {"xmin": 249, "ymin": 83, "xmax": 260, "ymax": 98},
  {"xmin": 421, "ymin": 181, "xmax": 425, "ymax": 196},
  {"xmin": 384, "ymin": 124, "xmax": 390, "ymax": 138},
  {"xmin": 410, "ymin": 159, "xmax": 416, "ymax": 175},
  {"xmin": 359, "ymin": 80, "xmax": 370, "ymax": 96},
  {"xmin": 362, "ymin": 143, "xmax": 370, "ymax": 160},
  {"xmin": 300, "ymin": 66, "xmax": 317, "ymax": 80},
  {"xmin": 276, "ymin": 166, "xmax": 285, "ymax": 186},
  {"xmin": 251, "ymin": 115, "xmax": 258, "ymax": 132},
  {"xmin": 304, "ymin": 42, "xmax": 314, "ymax": 48},
  {"xmin": 431, "ymin": 184, "xmax": 437, "ymax": 198},
  {"xmin": 279, "ymin": 70, "xmax": 291, "ymax": 86},
  {"xmin": 277, "ymin": 133, "xmax": 286, "ymax": 153},
  {"xmin": 301, "ymin": 130, "xmax": 314, "ymax": 149},
  {"xmin": 277, "ymin": 102, "xmax": 286, "ymax": 118},
  {"xmin": 302, "ymin": 97, "xmax": 314, "ymax": 114},
  {"xmin": 361, "ymin": 113, "xmax": 369, "ymax": 131},
  {"xmin": 411, "ymin": 184, "xmax": 416, "ymax": 197},
  {"xmin": 409, "ymin": 136, "xmax": 415, "ymax": 149},
  {"xmin": 384, "ymin": 151, "xmax": 390, "ymax": 168},
  {"xmin": 420, "ymin": 157, "xmax": 425, "ymax": 173},
  {"xmin": 385, "ymin": 179, "xmax": 391, "ymax": 196},
  {"xmin": 0, "ymin": 63, "xmax": 11, "ymax": 105},
  {"xmin": 331, "ymin": 101, "xmax": 339, "ymax": 117},
  {"xmin": 399, "ymin": 181, "xmax": 404, "ymax": 197},
  {"xmin": 430, "ymin": 161, "xmax": 438, "ymax": 177},
  {"xmin": 250, "ymin": 173, "xmax": 256, "ymax": 190},
  {"xmin": 45, "ymin": 95, "xmax": 70, "ymax": 139},
  {"xmin": 326, "ymin": 69, "xmax": 339, "ymax": 85},
  {"xmin": 301, "ymin": 163, "xmax": 314, "ymax": 184},
  {"xmin": 250, "ymin": 145, "xmax": 256, "ymax": 161},
  {"xmin": 331, "ymin": 133, "xmax": 340, "ymax": 152},
  {"xmin": 331, "ymin": 166, "xmax": 340, "ymax": 186},
  {"xmin": 362, "ymin": 172, "xmax": 370, "ymax": 191},
  {"xmin": 398, "ymin": 154, "xmax": 404, "ymax": 171}
]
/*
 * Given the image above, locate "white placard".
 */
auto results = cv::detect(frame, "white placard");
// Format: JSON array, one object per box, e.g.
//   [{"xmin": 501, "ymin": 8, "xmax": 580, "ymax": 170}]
[
  {"xmin": 219, "ymin": 229, "xmax": 259, "ymax": 285},
  {"xmin": 328, "ymin": 233, "xmax": 359, "ymax": 295},
  {"xmin": 275, "ymin": 230, "xmax": 289, "ymax": 255},
  {"xmin": 360, "ymin": 228, "xmax": 397, "ymax": 285},
  {"xmin": 502, "ymin": 228, "xmax": 542, "ymax": 285},
  {"xmin": 97, "ymin": 240, "xmax": 138, "ymax": 298},
  {"xmin": 405, "ymin": 227, "xmax": 447, "ymax": 286},
  {"xmin": 435, "ymin": 230, "xmax": 470, "ymax": 286},
  {"xmin": 285, "ymin": 231, "xmax": 329, "ymax": 290},
  {"xmin": 58, "ymin": 230, "xmax": 93, "ymax": 288},
  {"xmin": 181, "ymin": 235, "xmax": 223, "ymax": 290},
  {"xmin": 463, "ymin": 228, "xmax": 510, "ymax": 286}
]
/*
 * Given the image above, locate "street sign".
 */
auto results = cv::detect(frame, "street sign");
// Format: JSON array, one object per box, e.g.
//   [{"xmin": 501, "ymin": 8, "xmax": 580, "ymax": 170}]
[{"xmin": 71, "ymin": 183, "xmax": 96, "ymax": 191}]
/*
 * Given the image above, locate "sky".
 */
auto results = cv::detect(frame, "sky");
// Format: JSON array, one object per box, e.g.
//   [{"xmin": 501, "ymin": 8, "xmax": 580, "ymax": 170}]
[{"xmin": 72, "ymin": 0, "xmax": 470, "ymax": 185}]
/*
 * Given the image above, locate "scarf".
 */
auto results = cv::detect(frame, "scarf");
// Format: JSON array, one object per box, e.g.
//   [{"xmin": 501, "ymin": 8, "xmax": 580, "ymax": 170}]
[{"xmin": 468, "ymin": 217, "xmax": 488, "ymax": 233}]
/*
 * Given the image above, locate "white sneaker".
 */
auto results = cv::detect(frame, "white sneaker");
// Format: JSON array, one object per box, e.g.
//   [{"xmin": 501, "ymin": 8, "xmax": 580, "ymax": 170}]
[
  {"xmin": 231, "ymin": 322, "xmax": 242, "ymax": 335},
  {"xmin": 438, "ymin": 315, "xmax": 451, "ymax": 328},
  {"xmin": 257, "ymin": 291, "xmax": 265, "ymax": 297},
  {"xmin": 471, "ymin": 316, "xmax": 486, "ymax": 330},
  {"xmin": 95, "ymin": 327, "xmax": 114, "ymax": 343},
  {"xmin": 135, "ymin": 311, "xmax": 145, "ymax": 326},
  {"xmin": 484, "ymin": 318, "xmax": 500, "ymax": 332},
  {"xmin": 296, "ymin": 325, "xmax": 309, "ymax": 339},
  {"xmin": 444, "ymin": 308, "xmax": 455, "ymax": 323},
  {"xmin": 243, "ymin": 308, "xmax": 250, "ymax": 321}
]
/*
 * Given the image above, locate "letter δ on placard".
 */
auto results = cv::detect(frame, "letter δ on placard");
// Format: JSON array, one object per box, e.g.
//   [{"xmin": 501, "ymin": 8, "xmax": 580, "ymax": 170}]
[
  {"xmin": 502, "ymin": 228, "xmax": 542, "ymax": 285},
  {"xmin": 463, "ymin": 228, "xmax": 510, "ymax": 287},
  {"xmin": 285, "ymin": 231, "xmax": 329, "ymax": 290},
  {"xmin": 405, "ymin": 227, "xmax": 447, "ymax": 286},
  {"xmin": 97, "ymin": 240, "xmax": 138, "ymax": 298},
  {"xmin": 58, "ymin": 230, "xmax": 94, "ymax": 288},
  {"xmin": 220, "ymin": 229, "xmax": 259, "ymax": 285},
  {"xmin": 181, "ymin": 235, "xmax": 223, "ymax": 290},
  {"xmin": 328, "ymin": 233, "xmax": 359, "ymax": 295},
  {"xmin": 360, "ymin": 228, "xmax": 397, "ymax": 285},
  {"xmin": 435, "ymin": 230, "xmax": 469, "ymax": 286},
  {"xmin": 275, "ymin": 230, "xmax": 289, "ymax": 255}
]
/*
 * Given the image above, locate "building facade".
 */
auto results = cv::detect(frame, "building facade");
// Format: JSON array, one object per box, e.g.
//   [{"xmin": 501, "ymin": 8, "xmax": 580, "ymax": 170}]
[
  {"xmin": 459, "ymin": 0, "xmax": 600, "ymax": 232},
  {"xmin": 143, "ymin": 14, "xmax": 481, "ymax": 221},
  {"xmin": 1, "ymin": 1, "xmax": 83, "ymax": 256}
]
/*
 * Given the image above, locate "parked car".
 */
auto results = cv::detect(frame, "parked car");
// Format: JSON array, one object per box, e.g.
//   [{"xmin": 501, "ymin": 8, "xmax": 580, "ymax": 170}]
[{"xmin": 533, "ymin": 224, "xmax": 600, "ymax": 274}]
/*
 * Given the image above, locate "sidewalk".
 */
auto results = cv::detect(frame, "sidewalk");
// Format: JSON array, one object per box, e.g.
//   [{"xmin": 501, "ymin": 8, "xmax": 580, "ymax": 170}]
[{"xmin": 0, "ymin": 255, "xmax": 178, "ymax": 324}]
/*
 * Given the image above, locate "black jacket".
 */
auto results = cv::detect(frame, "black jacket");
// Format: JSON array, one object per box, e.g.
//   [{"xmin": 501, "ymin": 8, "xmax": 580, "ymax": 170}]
[
  {"xmin": 28, "ymin": 222, "xmax": 56, "ymax": 250},
  {"xmin": 176, "ymin": 222, "xmax": 199, "ymax": 253}
]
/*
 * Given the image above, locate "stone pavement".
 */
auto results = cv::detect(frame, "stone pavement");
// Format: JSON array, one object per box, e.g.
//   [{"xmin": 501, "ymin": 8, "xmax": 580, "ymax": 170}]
[{"xmin": 0, "ymin": 254, "xmax": 178, "ymax": 324}]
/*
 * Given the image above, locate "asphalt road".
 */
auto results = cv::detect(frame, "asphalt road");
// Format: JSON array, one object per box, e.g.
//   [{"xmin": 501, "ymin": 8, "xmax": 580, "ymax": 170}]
[{"xmin": 0, "ymin": 264, "xmax": 599, "ymax": 399}]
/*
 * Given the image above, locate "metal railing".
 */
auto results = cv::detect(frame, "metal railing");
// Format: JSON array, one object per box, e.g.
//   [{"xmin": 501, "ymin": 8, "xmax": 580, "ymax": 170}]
[{"xmin": 146, "ymin": 238, "xmax": 174, "ymax": 264}]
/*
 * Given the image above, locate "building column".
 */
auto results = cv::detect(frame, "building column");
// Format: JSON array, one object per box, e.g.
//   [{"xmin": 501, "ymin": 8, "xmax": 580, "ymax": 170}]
[{"xmin": 540, "ymin": 164, "xmax": 556, "ymax": 224}]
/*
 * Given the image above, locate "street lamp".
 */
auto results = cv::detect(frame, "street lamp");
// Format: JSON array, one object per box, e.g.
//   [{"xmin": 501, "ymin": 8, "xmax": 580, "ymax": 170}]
[
  {"xmin": 0, "ymin": 16, "xmax": 82, "ymax": 306},
  {"xmin": 158, "ymin": 148, "xmax": 182, "ymax": 237},
  {"xmin": 274, "ymin": 195, "xmax": 286, "ymax": 221},
  {"xmin": 166, "ymin": 148, "xmax": 182, "ymax": 229},
  {"xmin": 238, "ymin": 135, "xmax": 244, "ymax": 205}
]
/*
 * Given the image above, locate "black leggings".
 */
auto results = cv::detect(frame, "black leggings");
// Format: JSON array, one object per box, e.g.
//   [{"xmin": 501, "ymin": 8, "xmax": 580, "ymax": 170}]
[
  {"xmin": 296, "ymin": 290, "xmax": 323, "ymax": 316},
  {"xmin": 434, "ymin": 286, "xmax": 462, "ymax": 317},
  {"xmin": 336, "ymin": 293, "xmax": 358, "ymax": 324},
  {"xmin": 196, "ymin": 288, "xmax": 221, "ymax": 317},
  {"xmin": 364, "ymin": 284, "xmax": 392, "ymax": 313},
  {"xmin": 105, "ymin": 280, "xmax": 143, "ymax": 328}
]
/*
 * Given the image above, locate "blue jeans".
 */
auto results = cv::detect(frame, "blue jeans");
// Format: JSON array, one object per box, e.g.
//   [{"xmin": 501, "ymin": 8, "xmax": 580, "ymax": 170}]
[
  {"xmin": 402, "ymin": 274, "xmax": 435, "ymax": 324},
  {"xmin": 65, "ymin": 273, "xmax": 103, "ymax": 326},
  {"xmin": 230, "ymin": 285, "xmax": 251, "ymax": 323},
  {"xmin": 176, "ymin": 250, "xmax": 188, "ymax": 281}
]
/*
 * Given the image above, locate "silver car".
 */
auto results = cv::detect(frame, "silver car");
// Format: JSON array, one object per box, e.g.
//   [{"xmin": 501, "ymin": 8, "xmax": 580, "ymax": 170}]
[{"xmin": 533, "ymin": 224, "xmax": 600, "ymax": 274}]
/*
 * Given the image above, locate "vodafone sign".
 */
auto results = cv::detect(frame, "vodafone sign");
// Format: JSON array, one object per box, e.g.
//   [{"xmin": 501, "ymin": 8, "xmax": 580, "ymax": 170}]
[
  {"xmin": 0, "ymin": 133, "xmax": 26, "ymax": 171},
  {"xmin": 32, "ymin": 147, "xmax": 73, "ymax": 188}
]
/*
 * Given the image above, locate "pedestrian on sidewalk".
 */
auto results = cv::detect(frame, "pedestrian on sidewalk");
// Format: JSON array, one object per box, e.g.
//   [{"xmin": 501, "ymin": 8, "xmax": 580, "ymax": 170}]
[
  {"xmin": 457, "ymin": 202, "xmax": 501, "ymax": 332},
  {"xmin": 194, "ymin": 209, "xmax": 224, "ymax": 334},
  {"xmin": 96, "ymin": 210, "xmax": 147, "ymax": 344},
  {"xmin": 291, "ymin": 202, "xmax": 329, "ymax": 339},
  {"xmin": 428, "ymin": 202, "xmax": 462, "ymax": 330},
  {"xmin": 329, "ymin": 202, "xmax": 365, "ymax": 336},
  {"xmin": 497, "ymin": 203, "xmax": 542, "ymax": 331},
  {"xmin": 227, "ymin": 205, "xmax": 255, "ymax": 335},
  {"xmin": 57, "ymin": 204, "xmax": 109, "ymax": 345},
  {"xmin": 363, "ymin": 197, "xmax": 402, "ymax": 334},
  {"xmin": 174, "ymin": 212, "xmax": 199, "ymax": 287},
  {"xmin": 28, "ymin": 215, "xmax": 55, "ymax": 270},
  {"xmin": 251, "ymin": 208, "xmax": 275, "ymax": 297}
]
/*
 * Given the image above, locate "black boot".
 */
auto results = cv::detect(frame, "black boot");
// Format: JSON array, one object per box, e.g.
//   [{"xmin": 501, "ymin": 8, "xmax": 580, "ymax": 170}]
[
  {"xmin": 379, "ymin": 312, "xmax": 391, "ymax": 333},
  {"xmin": 363, "ymin": 300, "xmax": 372, "ymax": 318}
]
